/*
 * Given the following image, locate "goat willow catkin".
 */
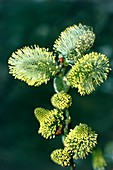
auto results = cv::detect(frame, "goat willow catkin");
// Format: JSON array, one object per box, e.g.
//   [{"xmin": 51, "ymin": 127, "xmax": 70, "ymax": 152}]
[
  {"xmin": 64, "ymin": 123, "xmax": 97, "ymax": 159},
  {"xmin": 51, "ymin": 91, "xmax": 72, "ymax": 110},
  {"xmin": 92, "ymin": 149, "xmax": 107, "ymax": 170},
  {"xmin": 51, "ymin": 149, "xmax": 72, "ymax": 167},
  {"xmin": 8, "ymin": 45, "xmax": 60, "ymax": 86},
  {"xmin": 67, "ymin": 52, "xmax": 111, "ymax": 95},
  {"xmin": 7, "ymin": 23, "xmax": 111, "ymax": 169},
  {"xmin": 34, "ymin": 108, "xmax": 64, "ymax": 139},
  {"xmin": 53, "ymin": 23, "xmax": 95, "ymax": 63}
]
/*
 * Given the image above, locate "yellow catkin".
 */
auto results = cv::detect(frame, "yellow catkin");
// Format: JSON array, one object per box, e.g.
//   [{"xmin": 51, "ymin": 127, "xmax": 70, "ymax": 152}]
[
  {"xmin": 34, "ymin": 108, "xmax": 64, "ymax": 139},
  {"xmin": 67, "ymin": 52, "xmax": 111, "ymax": 95},
  {"xmin": 8, "ymin": 45, "xmax": 59, "ymax": 86},
  {"xmin": 53, "ymin": 23, "xmax": 95, "ymax": 63},
  {"xmin": 51, "ymin": 148, "xmax": 72, "ymax": 167},
  {"xmin": 64, "ymin": 123, "xmax": 97, "ymax": 159},
  {"xmin": 51, "ymin": 91, "xmax": 72, "ymax": 110}
]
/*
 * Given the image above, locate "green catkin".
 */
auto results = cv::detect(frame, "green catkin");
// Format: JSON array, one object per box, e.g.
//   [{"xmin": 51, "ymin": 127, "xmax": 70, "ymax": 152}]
[{"xmin": 92, "ymin": 149, "xmax": 107, "ymax": 170}]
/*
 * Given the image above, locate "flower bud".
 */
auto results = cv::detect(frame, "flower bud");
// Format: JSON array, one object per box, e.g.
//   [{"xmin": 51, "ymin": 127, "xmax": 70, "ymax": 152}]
[{"xmin": 92, "ymin": 149, "xmax": 107, "ymax": 170}]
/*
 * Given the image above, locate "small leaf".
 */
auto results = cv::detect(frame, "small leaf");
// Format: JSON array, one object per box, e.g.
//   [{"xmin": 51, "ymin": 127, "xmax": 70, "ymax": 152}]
[{"xmin": 53, "ymin": 75, "xmax": 70, "ymax": 93}]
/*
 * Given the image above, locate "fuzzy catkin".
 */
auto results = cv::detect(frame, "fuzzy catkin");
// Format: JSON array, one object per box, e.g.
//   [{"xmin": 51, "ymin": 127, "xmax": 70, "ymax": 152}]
[
  {"xmin": 34, "ymin": 108, "xmax": 64, "ymax": 139},
  {"xmin": 53, "ymin": 23, "xmax": 95, "ymax": 63},
  {"xmin": 64, "ymin": 123, "xmax": 97, "ymax": 159},
  {"xmin": 51, "ymin": 148, "xmax": 72, "ymax": 167},
  {"xmin": 67, "ymin": 52, "xmax": 111, "ymax": 95},
  {"xmin": 51, "ymin": 92, "xmax": 72, "ymax": 110},
  {"xmin": 8, "ymin": 45, "xmax": 59, "ymax": 86}
]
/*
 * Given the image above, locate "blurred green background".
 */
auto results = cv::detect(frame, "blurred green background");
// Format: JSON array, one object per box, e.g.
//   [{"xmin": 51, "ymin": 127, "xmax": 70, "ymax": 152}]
[{"xmin": 0, "ymin": 0, "xmax": 113, "ymax": 170}]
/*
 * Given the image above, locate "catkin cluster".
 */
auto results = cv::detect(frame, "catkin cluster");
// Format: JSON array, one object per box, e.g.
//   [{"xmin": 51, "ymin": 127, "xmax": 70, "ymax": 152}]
[
  {"xmin": 8, "ymin": 23, "xmax": 111, "ymax": 169},
  {"xmin": 51, "ymin": 123, "xmax": 97, "ymax": 166},
  {"xmin": 8, "ymin": 24, "xmax": 111, "ymax": 96}
]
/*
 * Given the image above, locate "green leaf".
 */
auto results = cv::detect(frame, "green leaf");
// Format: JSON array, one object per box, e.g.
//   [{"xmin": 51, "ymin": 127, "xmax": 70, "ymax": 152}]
[{"xmin": 53, "ymin": 75, "xmax": 70, "ymax": 93}]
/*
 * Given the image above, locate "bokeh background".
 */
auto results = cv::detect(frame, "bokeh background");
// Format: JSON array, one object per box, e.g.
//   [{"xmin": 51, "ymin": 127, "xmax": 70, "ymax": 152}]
[{"xmin": 0, "ymin": 0, "xmax": 113, "ymax": 170}]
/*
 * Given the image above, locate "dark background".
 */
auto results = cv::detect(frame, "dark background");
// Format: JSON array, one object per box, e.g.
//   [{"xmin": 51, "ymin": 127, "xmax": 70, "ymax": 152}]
[{"xmin": 0, "ymin": 0, "xmax": 113, "ymax": 170}]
